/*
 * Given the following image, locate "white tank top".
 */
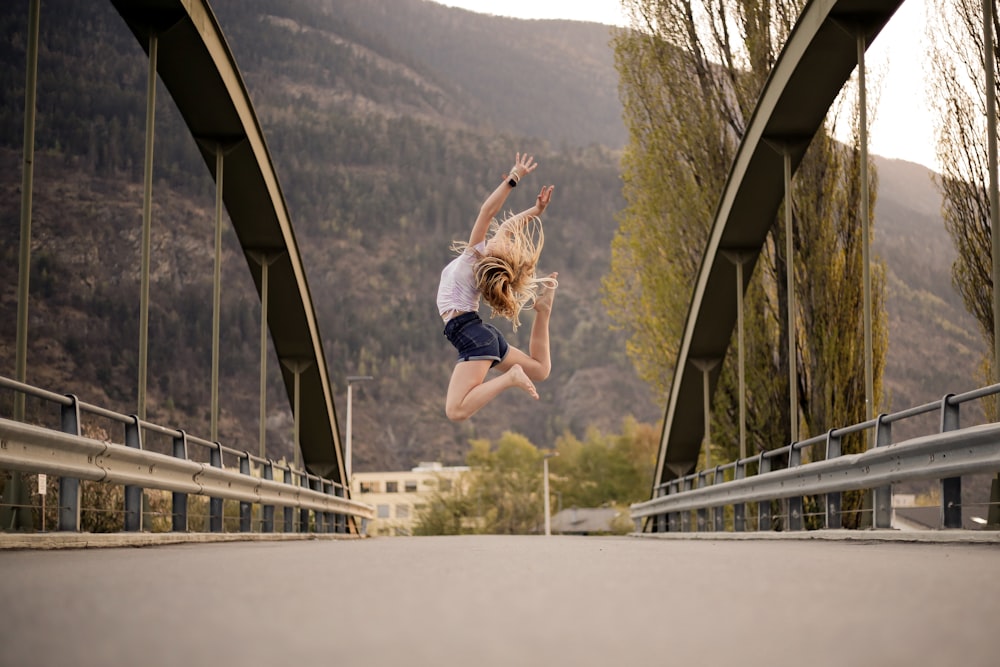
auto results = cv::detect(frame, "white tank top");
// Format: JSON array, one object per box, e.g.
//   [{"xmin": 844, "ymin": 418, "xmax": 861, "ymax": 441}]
[{"xmin": 436, "ymin": 242, "xmax": 485, "ymax": 317}]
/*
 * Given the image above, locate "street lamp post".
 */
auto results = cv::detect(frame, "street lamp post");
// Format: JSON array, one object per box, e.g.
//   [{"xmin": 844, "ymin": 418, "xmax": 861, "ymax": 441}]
[
  {"xmin": 345, "ymin": 375, "xmax": 373, "ymax": 488},
  {"xmin": 543, "ymin": 451, "xmax": 559, "ymax": 536}
]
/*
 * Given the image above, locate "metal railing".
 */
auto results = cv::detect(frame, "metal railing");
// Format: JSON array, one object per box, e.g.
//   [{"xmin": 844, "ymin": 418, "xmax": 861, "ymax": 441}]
[
  {"xmin": 0, "ymin": 375, "xmax": 374, "ymax": 535},
  {"xmin": 632, "ymin": 384, "xmax": 1000, "ymax": 533}
]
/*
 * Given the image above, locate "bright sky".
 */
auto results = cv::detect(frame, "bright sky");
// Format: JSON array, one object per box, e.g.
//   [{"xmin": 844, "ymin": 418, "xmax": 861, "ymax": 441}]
[{"xmin": 432, "ymin": 0, "xmax": 939, "ymax": 171}]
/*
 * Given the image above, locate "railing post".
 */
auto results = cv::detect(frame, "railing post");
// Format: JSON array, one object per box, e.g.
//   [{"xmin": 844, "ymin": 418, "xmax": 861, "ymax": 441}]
[
  {"xmin": 300, "ymin": 473, "xmax": 311, "ymax": 532},
  {"xmin": 262, "ymin": 460, "xmax": 274, "ymax": 533},
  {"xmin": 655, "ymin": 486, "xmax": 667, "ymax": 532},
  {"xmin": 758, "ymin": 454, "xmax": 771, "ymax": 531},
  {"xmin": 940, "ymin": 394, "xmax": 962, "ymax": 528},
  {"xmin": 171, "ymin": 430, "xmax": 188, "ymax": 532},
  {"xmin": 323, "ymin": 480, "xmax": 334, "ymax": 534},
  {"xmin": 679, "ymin": 477, "xmax": 692, "ymax": 532},
  {"xmin": 734, "ymin": 460, "xmax": 746, "ymax": 532},
  {"xmin": 696, "ymin": 471, "xmax": 708, "ymax": 531},
  {"xmin": 788, "ymin": 445, "xmax": 803, "ymax": 531},
  {"xmin": 210, "ymin": 442, "xmax": 223, "ymax": 532},
  {"xmin": 124, "ymin": 416, "xmax": 143, "ymax": 532},
  {"xmin": 283, "ymin": 468, "xmax": 294, "ymax": 533},
  {"xmin": 239, "ymin": 452, "xmax": 252, "ymax": 533},
  {"xmin": 873, "ymin": 415, "xmax": 893, "ymax": 529},
  {"xmin": 825, "ymin": 430, "xmax": 842, "ymax": 529},
  {"xmin": 668, "ymin": 481, "xmax": 679, "ymax": 532},
  {"xmin": 312, "ymin": 477, "xmax": 325, "ymax": 533},
  {"xmin": 58, "ymin": 395, "xmax": 82, "ymax": 531},
  {"xmin": 335, "ymin": 484, "xmax": 346, "ymax": 534},
  {"xmin": 713, "ymin": 467, "xmax": 724, "ymax": 531}
]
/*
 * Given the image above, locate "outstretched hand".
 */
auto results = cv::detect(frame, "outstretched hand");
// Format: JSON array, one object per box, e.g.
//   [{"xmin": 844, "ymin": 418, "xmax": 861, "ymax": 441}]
[
  {"xmin": 509, "ymin": 152, "xmax": 538, "ymax": 180},
  {"xmin": 535, "ymin": 185, "xmax": 554, "ymax": 214}
]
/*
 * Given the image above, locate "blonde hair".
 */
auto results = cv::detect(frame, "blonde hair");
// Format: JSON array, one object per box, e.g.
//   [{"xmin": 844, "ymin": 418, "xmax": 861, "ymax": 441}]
[{"xmin": 453, "ymin": 213, "xmax": 556, "ymax": 331}]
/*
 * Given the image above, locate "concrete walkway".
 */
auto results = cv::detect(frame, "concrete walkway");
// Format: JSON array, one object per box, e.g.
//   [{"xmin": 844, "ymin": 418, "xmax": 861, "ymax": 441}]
[{"xmin": 1, "ymin": 534, "xmax": 997, "ymax": 666}]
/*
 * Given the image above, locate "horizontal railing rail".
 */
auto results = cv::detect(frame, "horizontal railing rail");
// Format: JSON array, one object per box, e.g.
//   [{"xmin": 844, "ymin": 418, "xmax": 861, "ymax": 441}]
[
  {"xmin": 0, "ymin": 375, "xmax": 373, "ymax": 534},
  {"xmin": 633, "ymin": 384, "xmax": 1000, "ymax": 533}
]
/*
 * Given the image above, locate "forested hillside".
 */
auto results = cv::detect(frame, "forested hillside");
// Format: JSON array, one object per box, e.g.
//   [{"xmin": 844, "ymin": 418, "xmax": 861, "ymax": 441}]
[
  {"xmin": 0, "ymin": 0, "xmax": 982, "ymax": 474},
  {"xmin": 0, "ymin": 0, "xmax": 655, "ymax": 472}
]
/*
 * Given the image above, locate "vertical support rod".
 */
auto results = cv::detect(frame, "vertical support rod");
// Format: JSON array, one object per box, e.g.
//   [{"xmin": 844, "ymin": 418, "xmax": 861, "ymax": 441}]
[
  {"xmin": 986, "ymin": 0, "xmax": 1000, "ymax": 528},
  {"xmin": 259, "ymin": 260, "xmax": 269, "ymax": 460},
  {"xmin": 691, "ymin": 359, "xmax": 718, "ymax": 470},
  {"xmin": 986, "ymin": 0, "xmax": 1000, "ymax": 379},
  {"xmin": 248, "ymin": 252, "xmax": 279, "ymax": 460},
  {"xmin": 345, "ymin": 376, "xmax": 372, "ymax": 488},
  {"xmin": 58, "ymin": 395, "xmax": 82, "ymax": 531},
  {"xmin": 4, "ymin": 0, "xmax": 41, "ymax": 532},
  {"xmin": 784, "ymin": 150, "xmax": 798, "ymax": 444},
  {"xmin": 701, "ymin": 367, "xmax": 711, "ymax": 471},
  {"xmin": 280, "ymin": 359, "xmax": 312, "ymax": 472},
  {"xmin": 293, "ymin": 364, "xmax": 303, "ymax": 469},
  {"xmin": 211, "ymin": 147, "xmax": 224, "ymax": 442},
  {"xmin": 15, "ymin": 0, "xmax": 40, "ymax": 423},
  {"xmin": 736, "ymin": 259, "xmax": 746, "ymax": 460},
  {"xmin": 137, "ymin": 33, "xmax": 158, "ymax": 421},
  {"xmin": 346, "ymin": 381, "xmax": 353, "ymax": 484},
  {"xmin": 857, "ymin": 31, "xmax": 875, "ymax": 437}
]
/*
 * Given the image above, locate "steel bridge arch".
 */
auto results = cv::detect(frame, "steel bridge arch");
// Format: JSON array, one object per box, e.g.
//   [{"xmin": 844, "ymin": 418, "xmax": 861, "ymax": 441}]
[
  {"xmin": 110, "ymin": 0, "xmax": 346, "ymax": 481},
  {"xmin": 653, "ymin": 0, "xmax": 906, "ymax": 488}
]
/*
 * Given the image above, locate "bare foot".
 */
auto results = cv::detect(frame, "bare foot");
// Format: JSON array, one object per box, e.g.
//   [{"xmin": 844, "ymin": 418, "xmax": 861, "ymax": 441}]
[
  {"xmin": 534, "ymin": 272, "xmax": 559, "ymax": 314},
  {"xmin": 506, "ymin": 364, "xmax": 539, "ymax": 399}
]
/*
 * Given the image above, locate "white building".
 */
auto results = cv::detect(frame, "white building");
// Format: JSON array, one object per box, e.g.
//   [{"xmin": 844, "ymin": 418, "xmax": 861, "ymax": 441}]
[{"xmin": 352, "ymin": 462, "xmax": 470, "ymax": 536}]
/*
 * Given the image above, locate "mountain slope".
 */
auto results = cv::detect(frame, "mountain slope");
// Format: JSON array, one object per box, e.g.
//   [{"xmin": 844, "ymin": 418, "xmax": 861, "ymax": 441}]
[{"xmin": 0, "ymin": 0, "xmax": 985, "ymax": 475}]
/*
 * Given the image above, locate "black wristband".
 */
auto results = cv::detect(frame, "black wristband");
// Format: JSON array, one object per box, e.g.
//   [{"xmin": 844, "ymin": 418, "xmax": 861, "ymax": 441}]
[{"xmin": 507, "ymin": 177, "xmax": 517, "ymax": 187}]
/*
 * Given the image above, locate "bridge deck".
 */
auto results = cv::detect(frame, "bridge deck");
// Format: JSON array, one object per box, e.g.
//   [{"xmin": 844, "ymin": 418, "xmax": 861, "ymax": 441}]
[{"xmin": 1, "ymin": 534, "xmax": 997, "ymax": 666}]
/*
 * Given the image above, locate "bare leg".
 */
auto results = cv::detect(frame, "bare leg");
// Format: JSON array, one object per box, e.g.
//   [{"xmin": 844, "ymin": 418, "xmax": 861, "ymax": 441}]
[
  {"xmin": 445, "ymin": 360, "xmax": 538, "ymax": 422},
  {"xmin": 496, "ymin": 272, "xmax": 558, "ymax": 381}
]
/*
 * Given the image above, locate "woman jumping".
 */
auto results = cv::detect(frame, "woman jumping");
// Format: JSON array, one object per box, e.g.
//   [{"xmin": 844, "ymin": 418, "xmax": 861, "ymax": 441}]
[{"xmin": 437, "ymin": 151, "xmax": 559, "ymax": 422}]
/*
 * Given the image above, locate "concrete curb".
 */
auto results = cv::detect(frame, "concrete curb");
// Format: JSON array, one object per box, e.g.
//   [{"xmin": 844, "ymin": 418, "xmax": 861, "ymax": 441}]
[
  {"xmin": 0, "ymin": 532, "xmax": 364, "ymax": 550},
  {"xmin": 629, "ymin": 529, "xmax": 1000, "ymax": 544}
]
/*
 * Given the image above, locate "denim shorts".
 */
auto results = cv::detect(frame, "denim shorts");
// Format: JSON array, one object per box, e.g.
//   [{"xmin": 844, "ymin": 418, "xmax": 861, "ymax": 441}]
[{"xmin": 443, "ymin": 312, "xmax": 509, "ymax": 367}]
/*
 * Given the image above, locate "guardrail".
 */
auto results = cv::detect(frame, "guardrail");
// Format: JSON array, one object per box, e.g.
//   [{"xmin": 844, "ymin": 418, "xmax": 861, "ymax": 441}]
[
  {"xmin": 632, "ymin": 385, "xmax": 1000, "ymax": 533},
  {"xmin": 0, "ymin": 376, "xmax": 374, "ymax": 534}
]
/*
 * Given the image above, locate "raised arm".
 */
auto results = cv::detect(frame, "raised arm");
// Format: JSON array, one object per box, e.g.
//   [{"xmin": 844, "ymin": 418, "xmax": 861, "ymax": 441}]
[
  {"xmin": 495, "ymin": 184, "xmax": 554, "ymax": 237},
  {"xmin": 468, "ymin": 152, "xmax": 538, "ymax": 246}
]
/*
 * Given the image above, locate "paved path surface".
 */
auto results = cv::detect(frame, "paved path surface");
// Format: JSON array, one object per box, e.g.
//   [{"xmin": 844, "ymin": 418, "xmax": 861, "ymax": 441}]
[{"xmin": 2, "ymin": 534, "xmax": 998, "ymax": 666}]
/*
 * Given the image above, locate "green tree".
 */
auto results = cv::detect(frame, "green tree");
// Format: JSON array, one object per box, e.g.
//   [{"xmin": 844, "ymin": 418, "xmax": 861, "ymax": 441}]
[
  {"xmin": 551, "ymin": 417, "xmax": 657, "ymax": 508},
  {"xmin": 413, "ymin": 478, "xmax": 473, "ymax": 536},
  {"xmin": 606, "ymin": 0, "xmax": 887, "ymax": 486},
  {"xmin": 466, "ymin": 432, "xmax": 545, "ymax": 535},
  {"xmin": 927, "ymin": 0, "xmax": 999, "ymax": 394}
]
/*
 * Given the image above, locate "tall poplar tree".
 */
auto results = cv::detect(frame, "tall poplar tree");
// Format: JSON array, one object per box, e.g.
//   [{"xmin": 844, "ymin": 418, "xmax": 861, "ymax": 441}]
[
  {"xmin": 605, "ymin": 0, "xmax": 887, "ymax": 480},
  {"xmin": 927, "ymin": 0, "xmax": 999, "ymax": 390}
]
